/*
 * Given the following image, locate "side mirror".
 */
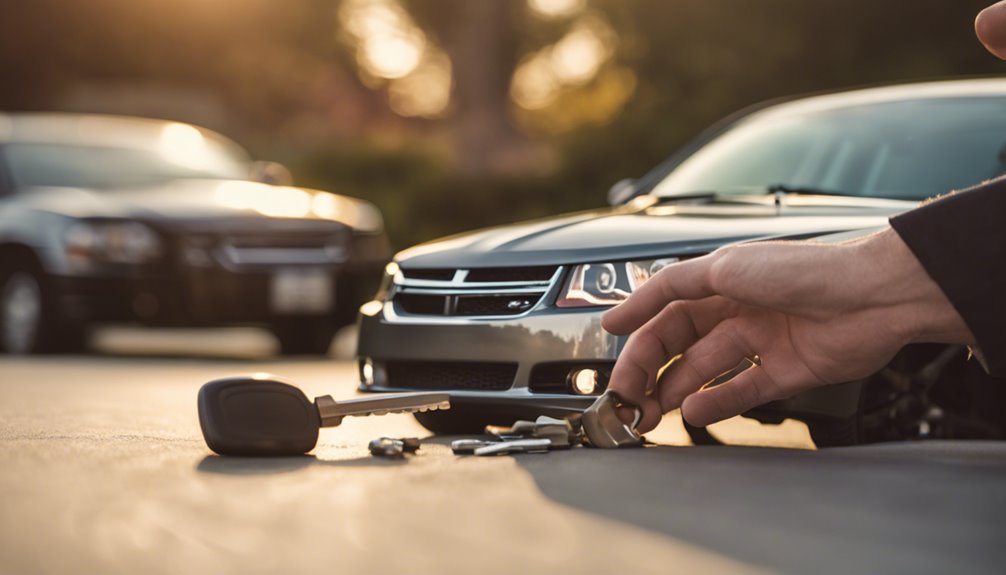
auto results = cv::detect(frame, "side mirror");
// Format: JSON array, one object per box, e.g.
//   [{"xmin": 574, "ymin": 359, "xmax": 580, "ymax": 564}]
[
  {"xmin": 250, "ymin": 160, "xmax": 294, "ymax": 186},
  {"xmin": 607, "ymin": 178, "xmax": 637, "ymax": 206}
]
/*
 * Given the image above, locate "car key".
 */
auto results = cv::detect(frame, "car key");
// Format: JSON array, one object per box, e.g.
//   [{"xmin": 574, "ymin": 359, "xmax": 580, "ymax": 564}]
[
  {"xmin": 198, "ymin": 375, "xmax": 449, "ymax": 456},
  {"xmin": 474, "ymin": 438, "xmax": 552, "ymax": 456},
  {"xmin": 580, "ymin": 389, "xmax": 644, "ymax": 448},
  {"xmin": 451, "ymin": 439, "xmax": 497, "ymax": 455}
]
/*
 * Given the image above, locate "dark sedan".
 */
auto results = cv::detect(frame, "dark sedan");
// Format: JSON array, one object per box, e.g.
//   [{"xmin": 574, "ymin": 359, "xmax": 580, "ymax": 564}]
[
  {"xmin": 357, "ymin": 78, "xmax": 1006, "ymax": 445},
  {"xmin": 0, "ymin": 113, "xmax": 389, "ymax": 354}
]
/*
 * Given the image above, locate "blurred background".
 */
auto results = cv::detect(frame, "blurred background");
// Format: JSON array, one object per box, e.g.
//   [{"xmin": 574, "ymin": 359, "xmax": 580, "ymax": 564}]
[{"xmin": 2, "ymin": 0, "xmax": 1004, "ymax": 251}]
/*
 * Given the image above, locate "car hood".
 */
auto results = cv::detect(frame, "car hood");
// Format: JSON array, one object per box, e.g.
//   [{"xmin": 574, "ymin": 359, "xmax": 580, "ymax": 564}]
[
  {"xmin": 18, "ymin": 179, "xmax": 381, "ymax": 233},
  {"xmin": 395, "ymin": 195, "xmax": 917, "ymax": 268}
]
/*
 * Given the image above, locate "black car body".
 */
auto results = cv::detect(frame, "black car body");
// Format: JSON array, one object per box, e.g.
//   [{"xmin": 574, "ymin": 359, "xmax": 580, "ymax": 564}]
[
  {"xmin": 0, "ymin": 113, "xmax": 389, "ymax": 354},
  {"xmin": 356, "ymin": 78, "xmax": 1006, "ymax": 445}
]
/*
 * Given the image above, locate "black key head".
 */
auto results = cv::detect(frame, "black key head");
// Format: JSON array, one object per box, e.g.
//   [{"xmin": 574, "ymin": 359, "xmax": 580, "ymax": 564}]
[{"xmin": 197, "ymin": 375, "xmax": 320, "ymax": 456}]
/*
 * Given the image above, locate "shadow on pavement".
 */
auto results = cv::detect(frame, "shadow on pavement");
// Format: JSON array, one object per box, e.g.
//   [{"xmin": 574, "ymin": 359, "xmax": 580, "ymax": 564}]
[
  {"xmin": 515, "ymin": 441, "xmax": 1006, "ymax": 575},
  {"xmin": 196, "ymin": 454, "xmax": 411, "ymax": 474}
]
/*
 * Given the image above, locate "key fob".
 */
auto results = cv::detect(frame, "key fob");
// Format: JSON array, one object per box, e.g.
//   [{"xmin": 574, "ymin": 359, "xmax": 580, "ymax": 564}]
[{"xmin": 198, "ymin": 375, "xmax": 320, "ymax": 456}]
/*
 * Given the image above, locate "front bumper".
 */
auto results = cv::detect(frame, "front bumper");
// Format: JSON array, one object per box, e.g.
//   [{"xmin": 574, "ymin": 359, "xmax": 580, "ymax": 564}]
[
  {"xmin": 53, "ymin": 269, "xmax": 375, "ymax": 327},
  {"xmin": 52, "ymin": 234, "xmax": 386, "ymax": 328},
  {"xmin": 357, "ymin": 303, "xmax": 863, "ymax": 423},
  {"xmin": 358, "ymin": 306, "xmax": 618, "ymax": 418}
]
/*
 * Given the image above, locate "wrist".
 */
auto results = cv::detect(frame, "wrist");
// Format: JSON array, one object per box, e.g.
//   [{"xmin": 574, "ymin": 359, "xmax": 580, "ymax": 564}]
[{"xmin": 852, "ymin": 228, "xmax": 975, "ymax": 346}]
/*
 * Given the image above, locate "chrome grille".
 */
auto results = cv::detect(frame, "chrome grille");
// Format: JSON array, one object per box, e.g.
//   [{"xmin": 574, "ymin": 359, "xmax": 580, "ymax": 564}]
[
  {"xmin": 391, "ymin": 266, "xmax": 562, "ymax": 318},
  {"xmin": 180, "ymin": 229, "xmax": 350, "ymax": 268}
]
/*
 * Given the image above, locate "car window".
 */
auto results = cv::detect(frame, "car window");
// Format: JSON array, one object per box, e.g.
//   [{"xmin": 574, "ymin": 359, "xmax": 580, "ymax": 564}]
[
  {"xmin": 651, "ymin": 96, "xmax": 1006, "ymax": 201},
  {"xmin": 5, "ymin": 142, "xmax": 249, "ymax": 190}
]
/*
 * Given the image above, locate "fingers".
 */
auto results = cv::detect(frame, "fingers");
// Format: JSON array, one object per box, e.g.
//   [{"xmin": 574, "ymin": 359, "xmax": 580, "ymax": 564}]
[
  {"xmin": 655, "ymin": 322, "xmax": 752, "ymax": 413},
  {"xmin": 977, "ymin": 1, "xmax": 1006, "ymax": 60},
  {"xmin": 607, "ymin": 297, "xmax": 737, "ymax": 432},
  {"xmin": 602, "ymin": 254, "xmax": 718, "ymax": 336},
  {"xmin": 680, "ymin": 366, "xmax": 787, "ymax": 427}
]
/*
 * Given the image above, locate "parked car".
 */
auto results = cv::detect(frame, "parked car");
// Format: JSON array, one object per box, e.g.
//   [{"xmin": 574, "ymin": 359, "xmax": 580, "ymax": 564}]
[
  {"xmin": 357, "ymin": 78, "xmax": 1006, "ymax": 445},
  {"xmin": 0, "ymin": 113, "xmax": 389, "ymax": 355}
]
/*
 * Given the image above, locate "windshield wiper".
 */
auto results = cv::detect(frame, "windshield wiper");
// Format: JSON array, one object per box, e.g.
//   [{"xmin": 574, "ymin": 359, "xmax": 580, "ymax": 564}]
[{"xmin": 765, "ymin": 183, "xmax": 852, "ymax": 197}]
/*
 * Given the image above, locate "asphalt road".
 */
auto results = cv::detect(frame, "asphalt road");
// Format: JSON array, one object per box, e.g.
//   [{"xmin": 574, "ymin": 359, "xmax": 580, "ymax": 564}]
[{"xmin": 2, "ymin": 328, "xmax": 1005, "ymax": 575}]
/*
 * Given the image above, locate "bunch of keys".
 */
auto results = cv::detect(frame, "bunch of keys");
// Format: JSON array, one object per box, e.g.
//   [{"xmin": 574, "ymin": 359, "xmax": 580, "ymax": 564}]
[
  {"xmin": 452, "ymin": 390, "xmax": 645, "ymax": 456},
  {"xmin": 197, "ymin": 375, "xmax": 449, "ymax": 456}
]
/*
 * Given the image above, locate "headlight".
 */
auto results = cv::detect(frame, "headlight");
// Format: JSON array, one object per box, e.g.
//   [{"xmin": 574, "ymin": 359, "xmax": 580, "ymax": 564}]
[
  {"xmin": 65, "ymin": 221, "xmax": 164, "ymax": 267},
  {"xmin": 556, "ymin": 258, "xmax": 679, "ymax": 308}
]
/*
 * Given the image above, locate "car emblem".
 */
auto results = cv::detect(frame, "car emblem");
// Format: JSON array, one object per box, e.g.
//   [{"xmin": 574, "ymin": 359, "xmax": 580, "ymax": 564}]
[{"xmin": 507, "ymin": 299, "xmax": 533, "ymax": 311}]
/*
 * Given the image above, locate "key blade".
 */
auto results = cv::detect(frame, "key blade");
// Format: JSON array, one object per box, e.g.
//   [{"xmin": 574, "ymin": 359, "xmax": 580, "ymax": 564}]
[
  {"xmin": 474, "ymin": 438, "xmax": 551, "ymax": 456},
  {"xmin": 314, "ymin": 392, "xmax": 451, "ymax": 427}
]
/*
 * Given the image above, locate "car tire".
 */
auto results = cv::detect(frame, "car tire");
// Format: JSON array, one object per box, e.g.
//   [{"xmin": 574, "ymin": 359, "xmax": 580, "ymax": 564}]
[
  {"xmin": 806, "ymin": 415, "xmax": 860, "ymax": 448},
  {"xmin": 271, "ymin": 319, "xmax": 337, "ymax": 356},
  {"xmin": 0, "ymin": 264, "xmax": 87, "ymax": 354}
]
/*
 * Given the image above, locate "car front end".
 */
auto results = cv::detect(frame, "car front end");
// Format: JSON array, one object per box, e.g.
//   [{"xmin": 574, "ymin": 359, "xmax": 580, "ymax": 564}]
[
  {"xmin": 0, "ymin": 114, "xmax": 390, "ymax": 354},
  {"xmin": 357, "ymin": 78, "xmax": 1006, "ymax": 438},
  {"xmin": 357, "ymin": 196, "xmax": 904, "ymax": 432}
]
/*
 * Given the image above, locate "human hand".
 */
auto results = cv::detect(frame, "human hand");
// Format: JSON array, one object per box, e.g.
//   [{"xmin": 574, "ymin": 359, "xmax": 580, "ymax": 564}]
[
  {"xmin": 977, "ymin": 1, "xmax": 1006, "ymax": 59},
  {"xmin": 601, "ymin": 228, "xmax": 974, "ymax": 433}
]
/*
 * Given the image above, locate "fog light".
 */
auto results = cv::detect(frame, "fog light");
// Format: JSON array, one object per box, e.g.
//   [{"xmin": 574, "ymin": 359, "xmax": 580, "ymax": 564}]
[
  {"xmin": 360, "ymin": 358, "xmax": 375, "ymax": 387},
  {"xmin": 569, "ymin": 368, "xmax": 601, "ymax": 395}
]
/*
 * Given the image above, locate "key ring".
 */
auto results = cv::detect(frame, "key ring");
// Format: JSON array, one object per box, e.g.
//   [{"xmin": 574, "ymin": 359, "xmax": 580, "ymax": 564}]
[{"xmin": 580, "ymin": 389, "xmax": 645, "ymax": 448}]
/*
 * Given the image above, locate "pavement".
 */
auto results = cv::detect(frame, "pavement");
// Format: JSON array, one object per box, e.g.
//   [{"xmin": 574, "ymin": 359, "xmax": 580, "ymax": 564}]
[{"xmin": 1, "ymin": 327, "xmax": 1005, "ymax": 575}]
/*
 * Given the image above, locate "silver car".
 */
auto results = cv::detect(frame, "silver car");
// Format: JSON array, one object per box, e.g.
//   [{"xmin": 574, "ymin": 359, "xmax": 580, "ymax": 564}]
[
  {"xmin": 0, "ymin": 114, "xmax": 389, "ymax": 355},
  {"xmin": 357, "ymin": 79, "xmax": 1006, "ymax": 445}
]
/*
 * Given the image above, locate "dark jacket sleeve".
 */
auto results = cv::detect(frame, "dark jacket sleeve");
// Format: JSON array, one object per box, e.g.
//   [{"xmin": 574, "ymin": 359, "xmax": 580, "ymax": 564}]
[{"xmin": 889, "ymin": 176, "xmax": 1006, "ymax": 377}]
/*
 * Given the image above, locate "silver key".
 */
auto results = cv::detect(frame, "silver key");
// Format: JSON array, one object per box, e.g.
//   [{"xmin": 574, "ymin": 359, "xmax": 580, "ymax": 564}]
[
  {"xmin": 314, "ymin": 392, "xmax": 451, "ymax": 427},
  {"xmin": 580, "ymin": 389, "xmax": 644, "ymax": 448},
  {"xmin": 474, "ymin": 438, "xmax": 552, "ymax": 456},
  {"xmin": 486, "ymin": 416, "xmax": 579, "ymax": 448},
  {"xmin": 451, "ymin": 439, "xmax": 497, "ymax": 454}
]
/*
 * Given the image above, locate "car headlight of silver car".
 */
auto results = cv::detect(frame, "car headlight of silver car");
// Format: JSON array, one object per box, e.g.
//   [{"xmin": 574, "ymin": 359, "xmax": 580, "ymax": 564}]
[
  {"xmin": 64, "ymin": 221, "xmax": 164, "ymax": 267},
  {"xmin": 556, "ymin": 258, "xmax": 679, "ymax": 308}
]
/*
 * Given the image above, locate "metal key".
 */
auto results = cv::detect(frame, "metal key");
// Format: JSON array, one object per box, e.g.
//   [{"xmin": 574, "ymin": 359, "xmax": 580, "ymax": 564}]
[
  {"xmin": 579, "ymin": 389, "xmax": 644, "ymax": 448},
  {"xmin": 315, "ymin": 393, "xmax": 450, "ymax": 427},
  {"xmin": 198, "ymin": 374, "xmax": 449, "ymax": 456},
  {"xmin": 473, "ymin": 438, "xmax": 552, "ymax": 456},
  {"xmin": 451, "ymin": 438, "xmax": 497, "ymax": 454}
]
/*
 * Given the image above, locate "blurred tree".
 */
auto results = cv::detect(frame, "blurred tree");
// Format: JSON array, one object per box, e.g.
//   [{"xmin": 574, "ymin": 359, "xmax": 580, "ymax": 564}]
[{"xmin": 0, "ymin": 0, "xmax": 1003, "ymax": 250}]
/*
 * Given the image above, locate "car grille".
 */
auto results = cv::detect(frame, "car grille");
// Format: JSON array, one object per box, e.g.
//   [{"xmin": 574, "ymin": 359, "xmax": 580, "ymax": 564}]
[
  {"xmin": 385, "ymin": 361, "xmax": 517, "ymax": 391},
  {"xmin": 391, "ymin": 266, "xmax": 562, "ymax": 318},
  {"xmin": 179, "ymin": 229, "xmax": 350, "ymax": 268}
]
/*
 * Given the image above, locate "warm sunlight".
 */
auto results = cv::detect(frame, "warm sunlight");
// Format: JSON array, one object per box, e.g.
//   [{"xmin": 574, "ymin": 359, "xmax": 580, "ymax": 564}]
[
  {"xmin": 527, "ymin": 0, "xmax": 586, "ymax": 20},
  {"xmin": 159, "ymin": 122, "xmax": 207, "ymax": 169}
]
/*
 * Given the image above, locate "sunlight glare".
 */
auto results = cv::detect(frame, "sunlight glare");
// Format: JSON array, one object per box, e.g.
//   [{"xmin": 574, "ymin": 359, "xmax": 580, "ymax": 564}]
[
  {"xmin": 550, "ymin": 20, "xmax": 612, "ymax": 85},
  {"xmin": 528, "ymin": 0, "xmax": 586, "ymax": 20},
  {"xmin": 360, "ymin": 31, "xmax": 425, "ymax": 79},
  {"xmin": 160, "ymin": 123, "xmax": 207, "ymax": 169},
  {"xmin": 389, "ymin": 52, "xmax": 453, "ymax": 117},
  {"xmin": 511, "ymin": 52, "xmax": 560, "ymax": 110}
]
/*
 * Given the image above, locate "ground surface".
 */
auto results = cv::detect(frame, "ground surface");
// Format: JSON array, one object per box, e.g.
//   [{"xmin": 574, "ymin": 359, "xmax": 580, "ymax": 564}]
[{"xmin": 1, "ymin": 327, "xmax": 1005, "ymax": 575}]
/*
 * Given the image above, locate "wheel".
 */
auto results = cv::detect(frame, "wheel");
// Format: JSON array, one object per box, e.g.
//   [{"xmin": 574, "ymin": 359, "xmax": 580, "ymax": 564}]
[
  {"xmin": 806, "ymin": 416, "xmax": 860, "ymax": 448},
  {"xmin": 0, "ymin": 265, "xmax": 87, "ymax": 354},
  {"xmin": 414, "ymin": 410, "xmax": 494, "ymax": 435},
  {"xmin": 271, "ymin": 319, "xmax": 337, "ymax": 356},
  {"xmin": 1, "ymin": 269, "xmax": 43, "ymax": 354}
]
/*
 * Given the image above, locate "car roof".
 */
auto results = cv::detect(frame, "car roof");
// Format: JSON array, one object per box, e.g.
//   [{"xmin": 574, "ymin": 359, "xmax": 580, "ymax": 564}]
[
  {"xmin": 0, "ymin": 112, "xmax": 248, "ymax": 158},
  {"xmin": 751, "ymin": 77, "xmax": 1006, "ymax": 119}
]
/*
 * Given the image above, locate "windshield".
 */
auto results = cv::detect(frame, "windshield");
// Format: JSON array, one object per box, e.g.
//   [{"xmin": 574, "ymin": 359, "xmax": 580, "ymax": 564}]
[
  {"xmin": 4, "ymin": 141, "xmax": 250, "ymax": 190},
  {"xmin": 650, "ymin": 96, "xmax": 1006, "ymax": 201}
]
